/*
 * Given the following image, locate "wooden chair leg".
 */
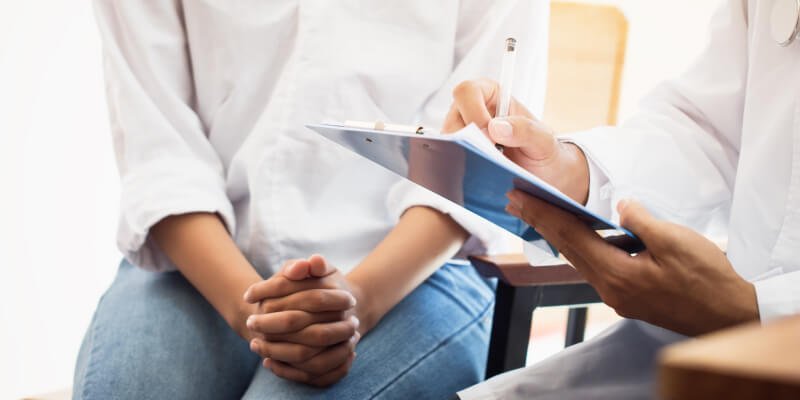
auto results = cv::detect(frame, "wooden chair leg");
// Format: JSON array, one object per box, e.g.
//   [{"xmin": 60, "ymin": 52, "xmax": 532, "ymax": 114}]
[
  {"xmin": 485, "ymin": 282, "xmax": 542, "ymax": 379},
  {"xmin": 565, "ymin": 306, "xmax": 588, "ymax": 347}
]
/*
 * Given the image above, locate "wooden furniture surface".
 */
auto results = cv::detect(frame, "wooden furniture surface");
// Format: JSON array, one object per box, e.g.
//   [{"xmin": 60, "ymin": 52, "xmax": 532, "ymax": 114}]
[
  {"xmin": 21, "ymin": 389, "xmax": 71, "ymax": 400},
  {"xmin": 544, "ymin": 1, "xmax": 628, "ymax": 134},
  {"xmin": 658, "ymin": 316, "xmax": 800, "ymax": 400},
  {"xmin": 470, "ymin": 254, "xmax": 584, "ymax": 286}
]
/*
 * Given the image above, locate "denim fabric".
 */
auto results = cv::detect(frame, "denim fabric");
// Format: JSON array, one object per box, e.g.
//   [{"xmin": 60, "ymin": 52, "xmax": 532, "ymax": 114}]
[{"xmin": 74, "ymin": 260, "xmax": 495, "ymax": 400}]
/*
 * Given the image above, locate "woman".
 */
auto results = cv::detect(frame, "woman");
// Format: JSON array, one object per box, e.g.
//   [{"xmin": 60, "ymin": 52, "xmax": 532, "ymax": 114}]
[{"xmin": 74, "ymin": 1, "xmax": 548, "ymax": 399}]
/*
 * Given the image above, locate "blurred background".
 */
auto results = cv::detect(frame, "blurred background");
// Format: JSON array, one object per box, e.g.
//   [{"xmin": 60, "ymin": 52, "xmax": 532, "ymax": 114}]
[{"xmin": 0, "ymin": 1, "xmax": 720, "ymax": 398}]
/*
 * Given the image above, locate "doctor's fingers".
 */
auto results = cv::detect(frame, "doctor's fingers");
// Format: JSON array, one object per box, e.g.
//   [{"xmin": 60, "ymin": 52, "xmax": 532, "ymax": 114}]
[
  {"xmin": 506, "ymin": 190, "xmax": 633, "ymax": 281},
  {"xmin": 452, "ymin": 79, "xmax": 496, "ymax": 130},
  {"xmin": 442, "ymin": 103, "xmax": 467, "ymax": 134},
  {"xmin": 452, "ymin": 79, "xmax": 534, "ymax": 122},
  {"xmin": 246, "ymin": 310, "xmax": 347, "ymax": 335},
  {"xmin": 617, "ymin": 200, "xmax": 686, "ymax": 255},
  {"xmin": 488, "ymin": 116, "xmax": 557, "ymax": 158},
  {"xmin": 264, "ymin": 316, "xmax": 359, "ymax": 347}
]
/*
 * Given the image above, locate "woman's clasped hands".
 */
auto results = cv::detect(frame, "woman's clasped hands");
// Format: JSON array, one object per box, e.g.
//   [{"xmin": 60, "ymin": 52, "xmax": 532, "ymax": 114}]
[{"xmin": 243, "ymin": 255, "xmax": 363, "ymax": 387}]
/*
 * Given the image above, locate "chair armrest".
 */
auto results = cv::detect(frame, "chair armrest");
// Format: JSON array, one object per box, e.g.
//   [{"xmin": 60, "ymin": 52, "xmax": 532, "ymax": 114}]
[{"xmin": 469, "ymin": 254, "xmax": 587, "ymax": 287}]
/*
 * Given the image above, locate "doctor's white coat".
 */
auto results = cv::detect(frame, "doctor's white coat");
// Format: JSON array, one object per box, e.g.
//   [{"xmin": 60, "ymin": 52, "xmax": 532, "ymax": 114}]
[{"xmin": 461, "ymin": 0, "xmax": 800, "ymax": 398}]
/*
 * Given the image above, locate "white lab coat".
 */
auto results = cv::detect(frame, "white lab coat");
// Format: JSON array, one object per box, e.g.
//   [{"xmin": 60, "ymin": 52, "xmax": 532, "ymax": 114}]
[
  {"xmin": 93, "ymin": 0, "xmax": 549, "ymax": 275},
  {"xmin": 461, "ymin": 0, "xmax": 800, "ymax": 398}
]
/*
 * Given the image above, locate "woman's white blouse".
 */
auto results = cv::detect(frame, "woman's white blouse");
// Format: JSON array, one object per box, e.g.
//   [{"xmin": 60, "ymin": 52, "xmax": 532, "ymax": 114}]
[{"xmin": 93, "ymin": 0, "xmax": 549, "ymax": 275}]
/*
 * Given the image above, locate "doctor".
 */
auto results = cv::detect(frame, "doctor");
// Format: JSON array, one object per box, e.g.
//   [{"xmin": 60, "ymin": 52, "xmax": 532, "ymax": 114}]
[{"xmin": 447, "ymin": 0, "xmax": 800, "ymax": 398}]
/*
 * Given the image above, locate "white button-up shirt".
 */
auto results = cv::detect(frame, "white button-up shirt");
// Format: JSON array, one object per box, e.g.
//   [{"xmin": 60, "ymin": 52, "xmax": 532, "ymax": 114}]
[
  {"xmin": 568, "ymin": 0, "xmax": 800, "ymax": 321},
  {"xmin": 93, "ymin": 0, "xmax": 549, "ymax": 275}
]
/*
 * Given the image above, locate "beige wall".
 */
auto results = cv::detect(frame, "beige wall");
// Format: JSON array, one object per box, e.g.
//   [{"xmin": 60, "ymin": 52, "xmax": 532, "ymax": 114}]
[{"xmin": 572, "ymin": 0, "xmax": 722, "ymax": 120}]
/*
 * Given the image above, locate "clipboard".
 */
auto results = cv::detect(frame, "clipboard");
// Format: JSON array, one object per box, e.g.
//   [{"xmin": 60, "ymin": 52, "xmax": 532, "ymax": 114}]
[{"xmin": 307, "ymin": 122, "xmax": 645, "ymax": 254}]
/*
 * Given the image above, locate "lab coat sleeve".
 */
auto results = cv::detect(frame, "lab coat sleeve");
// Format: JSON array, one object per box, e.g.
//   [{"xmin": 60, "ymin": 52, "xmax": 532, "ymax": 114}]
[
  {"xmin": 94, "ymin": 1, "xmax": 235, "ymax": 272},
  {"xmin": 561, "ymin": 0, "xmax": 747, "ymax": 241},
  {"xmin": 386, "ymin": 0, "xmax": 549, "ymax": 255},
  {"xmin": 566, "ymin": 0, "xmax": 800, "ymax": 323},
  {"xmin": 753, "ymin": 271, "xmax": 800, "ymax": 322}
]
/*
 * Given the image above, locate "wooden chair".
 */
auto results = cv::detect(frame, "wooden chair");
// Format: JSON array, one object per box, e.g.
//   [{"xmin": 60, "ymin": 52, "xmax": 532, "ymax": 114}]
[
  {"xmin": 22, "ymin": 389, "xmax": 71, "ymax": 400},
  {"xmin": 474, "ymin": 2, "xmax": 629, "ymax": 379}
]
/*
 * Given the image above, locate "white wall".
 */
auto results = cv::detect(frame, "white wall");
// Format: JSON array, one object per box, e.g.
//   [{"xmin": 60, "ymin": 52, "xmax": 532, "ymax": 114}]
[
  {"xmin": 0, "ymin": 0, "xmax": 722, "ymax": 398},
  {"xmin": 0, "ymin": 2, "xmax": 119, "ymax": 398},
  {"xmin": 579, "ymin": 0, "xmax": 721, "ymax": 120}
]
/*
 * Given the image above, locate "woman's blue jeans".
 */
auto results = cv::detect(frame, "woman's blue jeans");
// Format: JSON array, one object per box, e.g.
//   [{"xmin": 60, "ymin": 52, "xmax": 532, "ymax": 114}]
[{"xmin": 73, "ymin": 260, "xmax": 495, "ymax": 399}]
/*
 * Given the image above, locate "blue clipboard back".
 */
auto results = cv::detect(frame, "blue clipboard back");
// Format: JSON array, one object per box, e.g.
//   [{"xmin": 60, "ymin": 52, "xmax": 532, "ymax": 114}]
[{"xmin": 307, "ymin": 123, "xmax": 644, "ymax": 254}]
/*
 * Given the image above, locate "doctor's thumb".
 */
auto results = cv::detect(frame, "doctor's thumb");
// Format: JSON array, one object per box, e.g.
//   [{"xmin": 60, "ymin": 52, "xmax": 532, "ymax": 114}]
[
  {"xmin": 617, "ymin": 199, "xmax": 661, "ymax": 245},
  {"xmin": 489, "ymin": 116, "xmax": 557, "ymax": 154}
]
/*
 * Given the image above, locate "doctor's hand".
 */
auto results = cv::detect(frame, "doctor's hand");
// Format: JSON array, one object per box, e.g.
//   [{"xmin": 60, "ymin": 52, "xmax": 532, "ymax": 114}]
[
  {"xmin": 506, "ymin": 191, "xmax": 760, "ymax": 337},
  {"xmin": 243, "ymin": 255, "xmax": 362, "ymax": 387},
  {"xmin": 444, "ymin": 79, "xmax": 590, "ymax": 204}
]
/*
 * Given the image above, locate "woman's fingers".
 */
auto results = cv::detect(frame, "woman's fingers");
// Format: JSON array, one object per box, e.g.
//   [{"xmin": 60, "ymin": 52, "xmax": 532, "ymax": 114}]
[
  {"xmin": 250, "ymin": 338, "xmax": 326, "ymax": 363},
  {"xmin": 307, "ymin": 254, "xmax": 336, "ymax": 278},
  {"xmin": 264, "ymin": 316, "xmax": 359, "ymax": 347},
  {"xmin": 264, "ymin": 358, "xmax": 313, "ymax": 383},
  {"xmin": 282, "ymin": 259, "xmax": 312, "ymax": 280},
  {"xmin": 280, "ymin": 255, "xmax": 335, "ymax": 281},
  {"xmin": 265, "ymin": 353, "xmax": 357, "ymax": 387},
  {"xmin": 307, "ymin": 353, "xmax": 357, "ymax": 387},
  {"xmin": 246, "ymin": 310, "xmax": 346, "ymax": 334},
  {"xmin": 261, "ymin": 289, "xmax": 356, "ymax": 313},
  {"xmin": 290, "ymin": 333, "xmax": 359, "ymax": 376}
]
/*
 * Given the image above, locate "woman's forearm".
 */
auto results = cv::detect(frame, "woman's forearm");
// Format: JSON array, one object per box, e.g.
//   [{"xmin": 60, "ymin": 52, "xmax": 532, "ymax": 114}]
[
  {"xmin": 346, "ymin": 206, "xmax": 469, "ymax": 334},
  {"xmin": 150, "ymin": 212, "xmax": 263, "ymax": 341}
]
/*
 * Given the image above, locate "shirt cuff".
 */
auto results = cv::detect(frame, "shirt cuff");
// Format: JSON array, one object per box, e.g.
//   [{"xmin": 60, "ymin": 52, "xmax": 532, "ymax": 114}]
[
  {"xmin": 752, "ymin": 269, "xmax": 800, "ymax": 322},
  {"xmin": 118, "ymin": 158, "xmax": 235, "ymax": 272},
  {"xmin": 559, "ymin": 135, "xmax": 614, "ymax": 219}
]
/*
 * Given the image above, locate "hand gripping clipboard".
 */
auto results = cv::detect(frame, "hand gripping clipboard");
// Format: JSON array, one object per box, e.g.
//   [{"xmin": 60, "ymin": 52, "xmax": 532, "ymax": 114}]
[{"xmin": 307, "ymin": 123, "xmax": 645, "ymax": 254}]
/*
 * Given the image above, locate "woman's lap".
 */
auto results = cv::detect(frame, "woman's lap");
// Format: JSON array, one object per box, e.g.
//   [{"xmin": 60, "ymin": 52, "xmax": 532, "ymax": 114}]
[
  {"xmin": 74, "ymin": 260, "xmax": 495, "ymax": 400},
  {"xmin": 243, "ymin": 261, "xmax": 495, "ymax": 399}
]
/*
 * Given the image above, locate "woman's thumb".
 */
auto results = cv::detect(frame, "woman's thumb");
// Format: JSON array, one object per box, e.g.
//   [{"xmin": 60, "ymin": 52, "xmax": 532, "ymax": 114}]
[
  {"xmin": 282, "ymin": 260, "xmax": 311, "ymax": 280},
  {"xmin": 308, "ymin": 254, "xmax": 336, "ymax": 277}
]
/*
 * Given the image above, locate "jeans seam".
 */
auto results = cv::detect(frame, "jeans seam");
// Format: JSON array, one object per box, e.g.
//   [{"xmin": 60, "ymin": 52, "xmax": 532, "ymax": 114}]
[
  {"xmin": 368, "ymin": 298, "xmax": 494, "ymax": 399},
  {"xmin": 426, "ymin": 272, "xmax": 494, "ymax": 318},
  {"xmin": 78, "ymin": 292, "xmax": 108, "ymax": 400}
]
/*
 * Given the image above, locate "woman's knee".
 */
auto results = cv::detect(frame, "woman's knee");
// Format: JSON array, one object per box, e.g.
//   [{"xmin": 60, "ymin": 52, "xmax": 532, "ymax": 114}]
[{"xmin": 73, "ymin": 260, "xmax": 258, "ymax": 400}]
